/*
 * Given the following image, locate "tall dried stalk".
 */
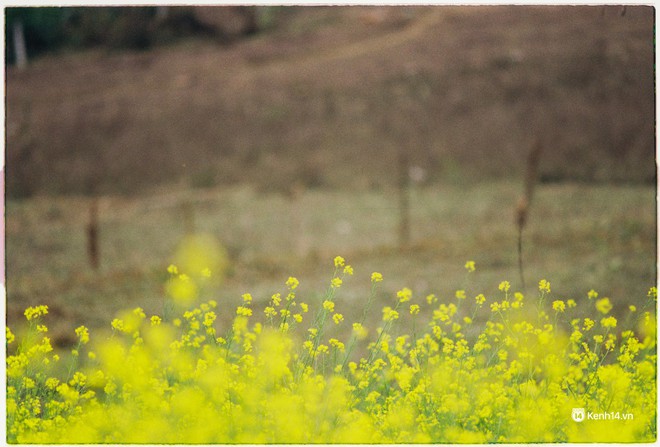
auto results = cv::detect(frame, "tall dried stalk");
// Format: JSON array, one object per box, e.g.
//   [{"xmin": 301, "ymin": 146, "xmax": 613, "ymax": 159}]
[
  {"xmin": 398, "ymin": 148, "xmax": 411, "ymax": 249},
  {"xmin": 87, "ymin": 198, "xmax": 100, "ymax": 271},
  {"xmin": 515, "ymin": 137, "xmax": 543, "ymax": 290}
]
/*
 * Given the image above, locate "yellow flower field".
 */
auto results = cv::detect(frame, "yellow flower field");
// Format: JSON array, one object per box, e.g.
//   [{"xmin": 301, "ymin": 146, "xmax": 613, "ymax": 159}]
[{"xmin": 6, "ymin": 258, "xmax": 657, "ymax": 443}]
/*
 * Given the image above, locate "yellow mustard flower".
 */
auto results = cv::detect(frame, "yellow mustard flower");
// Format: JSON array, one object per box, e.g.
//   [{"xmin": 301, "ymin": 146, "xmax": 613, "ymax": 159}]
[
  {"xmin": 596, "ymin": 297, "xmax": 613, "ymax": 314},
  {"xmin": 601, "ymin": 316, "xmax": 617, "ymax": 328},
  {"xmin": 111, "ymin": 319, "xmax": 124, "ymax": 332},
  {"xmin": 24, "ymin": 305, "xmax": 48, "ymax": 321},
  {"xmin": 329, "ymin": 338, "xmax": 345, "ymax": 352},
  {"xmin": 75, "ymin": 326, "xmax": 90, "ymax": 344},
  {"xmin": 552, "ymin": 300, "xmax": 566, "ymax": 313},
  {"xmin": 583, "ymin": 317, "xmax": 595, "ymax": 331},
  {"xmin": 604, "ymin": 338, "xmax": 616, "ymax": 351},
  {"xmin": 397, "ymin": 287, "xmax": 412, "ymax": 303},
  {"xmin": 382, "ymin": 306, "xmax": 399, "ymax": 322},
  {"xmin": 69, "ymin": 372, "xmax": 86, "ymax": 388},
  {"xmin": 286, "ymin": 276, "xmax": 300, "ymax": 290},
  {"xmin": 45, "ymin": 378, "xmax": 60, "ymax": 390},
  {"xmin": 570, "ymin": 330, "xmax": 582, "ymax": 343},
  {"xmin": 203, "ymin": 312, "xmax": 216, "ymax": 327},
  {"xmin": 236, "ymin": 306, "xmax": 252, "ymax": 317},
  {"xmin": 352, "ymin": 323, "xmax": 368, "ymax": 340}
]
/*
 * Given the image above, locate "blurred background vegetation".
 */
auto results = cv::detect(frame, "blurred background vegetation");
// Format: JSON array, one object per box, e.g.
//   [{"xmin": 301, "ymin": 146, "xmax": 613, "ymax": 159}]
[
  {"xmin": 4, "ymin": 5, "xmax": 656, "ymax": 346},
  {"xmin": 6, "ymin": 6, "xmax": 261, "ymax": 62},
  {"xmin": 5, "ymin": 5, "xmax": 655, "ymax": 197}
]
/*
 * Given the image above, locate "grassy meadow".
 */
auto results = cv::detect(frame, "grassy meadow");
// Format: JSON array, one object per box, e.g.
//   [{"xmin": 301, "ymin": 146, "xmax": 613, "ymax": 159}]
[{"xmin": 6, "ymin": 179, "xmax": 655, "ymax": 347}]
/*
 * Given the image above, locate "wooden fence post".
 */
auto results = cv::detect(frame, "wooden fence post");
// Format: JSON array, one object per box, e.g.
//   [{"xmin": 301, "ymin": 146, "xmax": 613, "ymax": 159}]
[
  {"xmin": 87, "ymin": 198, "xmax": 100, "ymax": 271},
  {"xmin": 398, "ymin": 148, "xmax": 411, "ymax": 248},
  {"xmin": 516, "ymin": 137, "xmax": 543, "ymax": 290}
]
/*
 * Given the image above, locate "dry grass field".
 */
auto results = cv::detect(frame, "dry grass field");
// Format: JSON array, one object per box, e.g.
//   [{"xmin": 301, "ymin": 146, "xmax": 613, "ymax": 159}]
[{"xmin": 5, "ymin": 180, "xmax": 655, "ymax": 347}]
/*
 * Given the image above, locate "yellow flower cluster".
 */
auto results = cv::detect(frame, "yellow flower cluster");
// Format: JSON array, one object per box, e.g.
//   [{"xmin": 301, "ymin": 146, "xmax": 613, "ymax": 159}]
[
  {"xmin": 596, "ymin": 297, "xmax": 613, "ymax": 314},
  {"xmin": 552, "ymin": 300, "xmax": 566, "ymax": 313},
  {"xmin": 5, "ymin": 259, "xmax": 656, "ymax": 444},
  {"xmin": 371, "ymin": 272, "xmax": 383, "ymax": 283},
  {"xmin": 74, "ymin": 326, "xmax": 90, "ymax": 344},
  {"xmin": 24, "ymin": 305, "xmax": 49, "ymax": 321},
  {"xmin": 397, "ymin": 287, "xmax": 412, "ymax": 303}
]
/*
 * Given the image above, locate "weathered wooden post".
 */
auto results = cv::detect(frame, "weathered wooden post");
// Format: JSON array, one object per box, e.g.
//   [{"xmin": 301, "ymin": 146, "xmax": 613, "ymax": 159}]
[
  {"xmin": 398, "ymin": 148, "xmax": 411, "ymax": 249},
  {"xmin": 515, "ymin": 137, "xmax": 543, "ymax": 290},
  {"xmin": 87, "ymin": 198, "xmax": 100, "ymax": 271},
  {"xmin": 12, "ymin": 20, "xmax": 28, "ymax": 71}
]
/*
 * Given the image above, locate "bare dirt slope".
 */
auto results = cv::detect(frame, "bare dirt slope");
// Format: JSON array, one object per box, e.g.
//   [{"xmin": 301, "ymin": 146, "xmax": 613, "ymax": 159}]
[{"xmin": 6, "ymin": 5, "xmax": 655, "ymax": 198}]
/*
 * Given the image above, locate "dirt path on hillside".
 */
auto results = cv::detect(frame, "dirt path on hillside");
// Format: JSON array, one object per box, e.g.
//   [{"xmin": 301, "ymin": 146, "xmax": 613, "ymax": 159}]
[{"xmin": 231, "ymin": 8, "xmax": 444, "ymax": 86}]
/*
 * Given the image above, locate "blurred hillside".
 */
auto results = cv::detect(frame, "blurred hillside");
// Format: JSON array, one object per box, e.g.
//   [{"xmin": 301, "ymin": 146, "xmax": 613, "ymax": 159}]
[{"xmin": 5, "ymin": 5, "xmax": 655, "ymax": 198}]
